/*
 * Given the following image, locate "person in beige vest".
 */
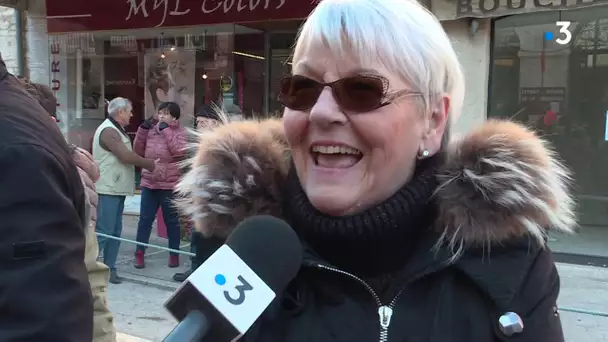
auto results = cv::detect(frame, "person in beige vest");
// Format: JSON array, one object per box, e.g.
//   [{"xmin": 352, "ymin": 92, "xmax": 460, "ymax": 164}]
[
  {"xmin": 75, "ymin": 146, "xmax": 118, "ymax": 342},
  {"xmin": 93, "ymin": 97, "xmax": 156, "ymax": 284}
]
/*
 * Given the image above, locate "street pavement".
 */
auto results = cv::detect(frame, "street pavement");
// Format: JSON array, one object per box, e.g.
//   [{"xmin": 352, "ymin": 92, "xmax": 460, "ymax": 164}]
[
  {"xmin": 112, "ymin": 215, "xmax": 194, "ymax": 291},
  {"xmin": 107, "ymin": 216, "xmax": 608, "ymax": 341}
]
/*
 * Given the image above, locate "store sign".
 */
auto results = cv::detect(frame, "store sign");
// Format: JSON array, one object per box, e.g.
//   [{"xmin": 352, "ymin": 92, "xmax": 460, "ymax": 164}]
[
  {"xmin": 49, "ymin": 37, "xmax": 69, "ymax": 135},
  {"xmin": 46, "ymin": 0, "xmax": 317, "ymax": 33},
  {"xmin": 432, "ymin": 0, "xmax": 608, "ymax": 20}
]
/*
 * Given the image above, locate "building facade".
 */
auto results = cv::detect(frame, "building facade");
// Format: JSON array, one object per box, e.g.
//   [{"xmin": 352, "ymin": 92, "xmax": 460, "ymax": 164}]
[{"xmin": 2, "ymin": 0, "xmax": 607, "ymax": 257}]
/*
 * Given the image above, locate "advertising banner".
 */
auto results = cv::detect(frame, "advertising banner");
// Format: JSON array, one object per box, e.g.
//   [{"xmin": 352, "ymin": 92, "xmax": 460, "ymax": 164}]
[{"xmin": 144, "ymin": 49, "xmax": 196, "ymax": 127}]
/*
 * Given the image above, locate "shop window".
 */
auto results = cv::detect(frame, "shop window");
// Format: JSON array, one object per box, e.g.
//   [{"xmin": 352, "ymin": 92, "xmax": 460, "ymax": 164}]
[
  {"xmin": 234, "ymin": 25, "xmax": 265, "ymax": 118},
  {"xmin": 489, "ymin": 8, "xmax": 608, "ymax": 257},
  {"xmin": 48, "ymin": 24, "xmax": 258, "ymax": 189},
  {"xmin": 47, "ymin": 24, "xmax": 250, "ymax": 146},
  {"xmin": 269, "ymin": 33, "xmax": 297, "ymax": 116},
  {"xmin": 0, "ymin": 6, "xmax": 19, "ymax": 74}
]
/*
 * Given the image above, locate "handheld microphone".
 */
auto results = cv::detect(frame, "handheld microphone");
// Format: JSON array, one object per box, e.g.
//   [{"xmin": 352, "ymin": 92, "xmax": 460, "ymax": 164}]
[{"xmin": 163, "ymin": 215, "xmax": 303, "ymax": 342}]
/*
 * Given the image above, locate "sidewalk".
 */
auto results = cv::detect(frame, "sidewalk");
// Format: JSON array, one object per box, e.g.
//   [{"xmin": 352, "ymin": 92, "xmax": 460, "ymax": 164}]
[
  {"xmin": 112, "ymin": 215, "xmax": 191, "ymax": 291},
  {"xmin": 110, "ymin": 216, "xmax": 608, "ymax": 340}
]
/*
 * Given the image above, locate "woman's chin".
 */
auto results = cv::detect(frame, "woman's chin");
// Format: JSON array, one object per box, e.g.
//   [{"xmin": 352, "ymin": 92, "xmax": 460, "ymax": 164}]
[{"xmin": 306, "ymin": 189, "xmax": 362, "ymax": 217}]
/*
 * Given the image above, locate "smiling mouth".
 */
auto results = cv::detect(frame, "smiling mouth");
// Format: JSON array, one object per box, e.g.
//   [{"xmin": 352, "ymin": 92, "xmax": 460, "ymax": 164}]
[{"xmin": 310, "ymin": 145, "xmax": 363, "ymax": 169}]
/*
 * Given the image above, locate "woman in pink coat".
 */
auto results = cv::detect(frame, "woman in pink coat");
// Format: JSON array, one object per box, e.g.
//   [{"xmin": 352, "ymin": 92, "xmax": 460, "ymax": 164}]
[{"xmin": 133, "ymin": 101, "xmax": 186, "ymax": 268}]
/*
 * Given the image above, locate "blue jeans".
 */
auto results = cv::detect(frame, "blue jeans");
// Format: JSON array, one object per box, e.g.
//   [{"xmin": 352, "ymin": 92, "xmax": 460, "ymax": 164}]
[
  {"xmin": 135, "ymin": 187, "xmax": 181, "ymax": 257},
  {"xmin": 96, "ymin": 194, "xmax": 126, "ymax": 271}
]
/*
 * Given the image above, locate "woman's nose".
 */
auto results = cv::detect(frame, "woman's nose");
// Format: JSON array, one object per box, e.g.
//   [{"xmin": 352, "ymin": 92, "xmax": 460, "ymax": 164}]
[{"xmin": 309, "ymin": 87, "xmax": 347, "ymax": 126}]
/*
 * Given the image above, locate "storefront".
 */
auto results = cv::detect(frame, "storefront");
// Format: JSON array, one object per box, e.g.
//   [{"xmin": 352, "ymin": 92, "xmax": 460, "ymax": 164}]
[
  {"xmin": 43, "ymin": 0, "xmax": 317, "ymax": 151},
  {"xmin": 485, "ymin": 3, "xmax": 608, "ymax": 258}
]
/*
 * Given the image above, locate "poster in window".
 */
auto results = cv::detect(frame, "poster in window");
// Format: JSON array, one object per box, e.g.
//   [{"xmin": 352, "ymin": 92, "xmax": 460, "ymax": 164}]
[{"xmin": 144, "ymin": 49, "xmax": 195, "ymax": 127}]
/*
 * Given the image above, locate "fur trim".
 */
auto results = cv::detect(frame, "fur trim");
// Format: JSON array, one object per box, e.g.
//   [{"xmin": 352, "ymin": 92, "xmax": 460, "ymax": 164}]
[
  {"xmin": 434, "ymin": 120, "xmax": 576, "ymax": 255},
  {"xmin": 175, "ymin": 116, "xmax": 289, "ymax": 238},
  {"xmin": 176, "ymin": 117, "xmax": 576, "ymax": 248}
]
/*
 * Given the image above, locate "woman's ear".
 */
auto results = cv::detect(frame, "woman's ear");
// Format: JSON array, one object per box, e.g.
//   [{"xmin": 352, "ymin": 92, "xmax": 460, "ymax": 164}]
[{"xmin": 421, "ymin": 94, "xmax": 450, "ymax": 155}]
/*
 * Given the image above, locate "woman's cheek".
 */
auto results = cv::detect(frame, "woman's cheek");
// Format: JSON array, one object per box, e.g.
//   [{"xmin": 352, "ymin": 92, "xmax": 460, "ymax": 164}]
[{"xmin": 282, "ymin": 110, "xmax": 308, "ymax": 146}]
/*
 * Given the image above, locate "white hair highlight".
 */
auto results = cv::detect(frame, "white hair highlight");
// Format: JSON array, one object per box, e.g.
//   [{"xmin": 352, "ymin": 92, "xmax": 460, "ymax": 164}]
[
  {"xmin": 293, "ymin": 0, "xmax": 465, "ymax": 121},
  {"xmin": 107, "ymin": 97, "xmax": 132, "ymax": 117}
]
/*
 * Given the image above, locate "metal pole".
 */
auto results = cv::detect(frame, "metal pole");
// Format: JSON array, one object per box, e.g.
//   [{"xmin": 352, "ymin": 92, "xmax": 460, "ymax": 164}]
[{"xmin": 263, "ymin": 31, "xmax": 271, "ymax": 116}]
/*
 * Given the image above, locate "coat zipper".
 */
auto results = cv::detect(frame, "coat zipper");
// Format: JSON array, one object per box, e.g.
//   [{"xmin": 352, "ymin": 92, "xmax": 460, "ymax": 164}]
[{"xmin": 315, "ymin": 264, "xmax": 407, "ymax": 342}]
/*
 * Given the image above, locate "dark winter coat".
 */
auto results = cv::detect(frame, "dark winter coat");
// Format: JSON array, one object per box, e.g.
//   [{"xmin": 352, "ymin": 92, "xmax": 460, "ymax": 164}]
[
  {"xmin": 0, "ymin": 57, "xmax": 93, "ymax": 341},
  {"xmin": 177, "ymin": 118, "xmax": 574, "ymax": 342}
]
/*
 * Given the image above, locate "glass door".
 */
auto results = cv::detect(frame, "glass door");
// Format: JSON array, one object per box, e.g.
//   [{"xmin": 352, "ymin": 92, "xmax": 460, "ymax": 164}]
[{"xmin": 268, "ymin": 32, "xmax": 297, "ymax": 115}]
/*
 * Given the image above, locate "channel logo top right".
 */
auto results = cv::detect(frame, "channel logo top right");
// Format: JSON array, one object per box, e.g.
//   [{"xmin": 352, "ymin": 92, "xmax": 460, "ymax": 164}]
[{"xmin": 545, "ymin": 21, "xmax": 572, "ymax": 45}]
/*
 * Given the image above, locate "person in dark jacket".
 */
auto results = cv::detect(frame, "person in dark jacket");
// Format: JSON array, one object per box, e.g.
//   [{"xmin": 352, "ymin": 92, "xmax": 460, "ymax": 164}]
[
  {"xmin": 174, "ymin": 1, "xmax": 572, "ymax": 341},
  {"xmin": 172, "ymin": 104, "xmax": 223, "ymax": 282},
  {"xmin": 0, "ymin": 54, "xmax": 93, "ymax": 340}
]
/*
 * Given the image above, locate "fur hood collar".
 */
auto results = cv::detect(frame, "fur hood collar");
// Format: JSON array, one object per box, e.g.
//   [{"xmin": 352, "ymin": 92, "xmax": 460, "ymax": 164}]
[{"xmin": 176, "ymin": 118, "xmax": 576, "ymax": 252}]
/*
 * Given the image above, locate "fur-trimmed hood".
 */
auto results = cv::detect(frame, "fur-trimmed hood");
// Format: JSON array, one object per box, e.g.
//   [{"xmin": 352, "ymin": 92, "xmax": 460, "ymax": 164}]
[{"xmin": 176, "ymin": 117, "xmax": 576, "ymax": 252}]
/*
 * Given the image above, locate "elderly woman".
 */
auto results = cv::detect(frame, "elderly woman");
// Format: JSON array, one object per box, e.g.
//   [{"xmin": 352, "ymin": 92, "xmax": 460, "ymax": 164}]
[{"xmin": 177, "ymin": 0, "xmax": 573, "ymax": 341}]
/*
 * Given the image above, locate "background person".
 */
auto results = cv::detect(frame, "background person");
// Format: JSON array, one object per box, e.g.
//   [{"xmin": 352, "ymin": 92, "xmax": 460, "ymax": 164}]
[
  {"xmin": 133, "ymin": 101, "xmax": 187, "ymax": 269},
  {"xmin": 93, "ymin": 97, "xmax": 157, "ymax": 284},
  {"xmin": 173, "ymin": 104, "xmax": 223, "ymax": 282},
  {"xmin": 0, "ymin": 52, "xmax": 93, "ymax": 341},
  {"xmin": 177, "ymin": 0, "xmax": 571, "ymax": 340},
  {"xmin": 17, "ymin": 77, "xmax": 117, "ymax": 341}
]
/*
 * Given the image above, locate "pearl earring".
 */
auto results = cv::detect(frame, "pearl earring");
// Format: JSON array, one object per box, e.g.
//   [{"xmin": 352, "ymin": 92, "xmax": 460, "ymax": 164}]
[{"xmin": 418, "ymin": 149, "xmax": 430, "ymax": 159}]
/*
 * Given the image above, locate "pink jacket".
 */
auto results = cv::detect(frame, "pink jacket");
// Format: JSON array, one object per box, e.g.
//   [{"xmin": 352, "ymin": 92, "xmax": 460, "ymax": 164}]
[{"xmin": 134, "ymin": 120, "xmax": 186, "ymax": 190}]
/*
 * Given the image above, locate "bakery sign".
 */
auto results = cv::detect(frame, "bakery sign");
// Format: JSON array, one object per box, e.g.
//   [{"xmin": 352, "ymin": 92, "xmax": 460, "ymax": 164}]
[{"xmin": 432, "ymin": 0, "xmax": 608, "ymax": 20}]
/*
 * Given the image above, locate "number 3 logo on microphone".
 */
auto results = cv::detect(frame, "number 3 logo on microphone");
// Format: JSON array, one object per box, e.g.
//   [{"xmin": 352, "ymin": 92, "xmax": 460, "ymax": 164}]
[{"xmin": 215, "ymin": 274, "xmax": 254, "ymax": 305}]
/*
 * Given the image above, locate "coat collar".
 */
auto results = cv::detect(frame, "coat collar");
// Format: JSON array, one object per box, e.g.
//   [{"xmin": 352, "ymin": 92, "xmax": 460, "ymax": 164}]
[
  {"xmin": 0, "ymin": 58, "xmax": 8, "ymax": 81},
  {"xmin": 178, "ymin": 117, "xmax": 576, "ymax": 253}
]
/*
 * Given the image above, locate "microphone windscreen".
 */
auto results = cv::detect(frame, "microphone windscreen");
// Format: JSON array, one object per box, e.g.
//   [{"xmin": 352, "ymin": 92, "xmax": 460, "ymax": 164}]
[{"xmin": 226, "ymin": 215, "xmax": 303, "ymax": 293}]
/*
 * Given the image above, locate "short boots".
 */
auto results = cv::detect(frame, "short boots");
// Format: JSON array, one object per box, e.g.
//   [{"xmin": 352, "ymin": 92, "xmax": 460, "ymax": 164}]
[
  {"xmin": 172, "ymin": 268, "xmax": 193, "ymax": 282},
  {"xmin": 169, "ymin": 255, "xmax": 179, "ymax": 268},
  {"xmin": 134, "ymin": 250, "xmax": 145, "ymax": 269},
  {"xmin": 135, "ymin": 251, "xmax": 179, "ymax": 268},
  {"xmin": 109, "ymin": 270, "xmax": 123, "ymax": 284}
]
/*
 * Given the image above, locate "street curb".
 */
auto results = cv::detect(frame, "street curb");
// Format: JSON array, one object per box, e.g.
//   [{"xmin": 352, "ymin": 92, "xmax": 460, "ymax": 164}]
[
  {"xmin": 119, "ymin": 272, "xmax": 180, "ymax": 292},
  {"xmin": 117, "ymin": 332, "xmax": 151, "ymax": 342}
]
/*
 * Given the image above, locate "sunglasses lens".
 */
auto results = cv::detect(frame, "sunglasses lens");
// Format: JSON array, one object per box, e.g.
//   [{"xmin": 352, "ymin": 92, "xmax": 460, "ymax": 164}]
[
  {"xmin": 278, "ymin": 75, "xmax": 322, "ymax": 110},
  {"xmin": 335, "ymin": 76, "xmax": 385, "ymax": 112}
]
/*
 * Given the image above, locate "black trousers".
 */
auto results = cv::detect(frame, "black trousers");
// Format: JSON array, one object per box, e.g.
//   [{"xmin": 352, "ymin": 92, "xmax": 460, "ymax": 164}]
[{"xmin": 191, "ymin": 231, "xmax": 223, "ymax": 270}]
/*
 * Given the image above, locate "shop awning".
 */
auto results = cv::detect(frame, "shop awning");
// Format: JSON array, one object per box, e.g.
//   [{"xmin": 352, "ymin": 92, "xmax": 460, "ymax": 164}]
[{"xmin": 432, "ymin": 0, "xmax": 608, "ymax": 20}]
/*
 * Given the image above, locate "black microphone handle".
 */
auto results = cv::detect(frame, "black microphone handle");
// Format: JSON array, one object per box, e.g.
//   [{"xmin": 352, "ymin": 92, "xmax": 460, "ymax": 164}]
[{"xmin": 163, "ymin": 310, "xmax": 210, "ymax": 342}]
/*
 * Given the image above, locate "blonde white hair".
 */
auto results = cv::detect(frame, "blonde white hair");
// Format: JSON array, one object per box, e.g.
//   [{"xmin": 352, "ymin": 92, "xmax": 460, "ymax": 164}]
[
  {"xmin": 107, "ymin": 97, "xmax": 132, "ymax": 117},
  {"xmin": 293, "ymin": 0, "xmax": 465, "ymax": 121}
]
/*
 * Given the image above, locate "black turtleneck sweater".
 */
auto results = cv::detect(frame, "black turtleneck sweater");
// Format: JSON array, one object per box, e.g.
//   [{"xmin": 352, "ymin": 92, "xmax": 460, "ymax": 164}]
[{"xmin": 283, "ymin": 155, "xmax": 442, "ymax": 279}]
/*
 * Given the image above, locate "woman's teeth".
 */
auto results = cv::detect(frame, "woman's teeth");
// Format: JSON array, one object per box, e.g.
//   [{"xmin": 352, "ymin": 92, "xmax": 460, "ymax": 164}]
[
  {"xmin": 311, "ymin": 145, "xmax": 362, "ymax": 155},
  {"xmin": 311, "ymin": 145, "xmax": 363, "ymax": 168}
]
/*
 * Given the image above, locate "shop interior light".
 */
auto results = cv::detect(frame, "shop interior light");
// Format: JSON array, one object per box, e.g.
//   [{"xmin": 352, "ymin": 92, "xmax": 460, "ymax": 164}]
[
  {"xmin": 232, "ymin": 51, "xmax": 293, "ymax": 65},
  {"xmin": 170, "ymin": 46, "xmax": 176, "ymax": 51},
  {"xmin": 202, "ymin": 73, "xmax": 208, "ymax": 79},
  {"xmin": 233, "ymin": 51, "xmax": 265, "ymax": 60},
  {"xmin": 160, "ymin": 52, "xmax": 166, "ymax": 59}
]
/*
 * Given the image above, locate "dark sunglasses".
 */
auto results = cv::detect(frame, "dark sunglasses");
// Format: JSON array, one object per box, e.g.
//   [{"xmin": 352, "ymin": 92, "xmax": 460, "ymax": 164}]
[{"xmin": 278, "ymin": 74, "xmax": 420, "ymax": 113}]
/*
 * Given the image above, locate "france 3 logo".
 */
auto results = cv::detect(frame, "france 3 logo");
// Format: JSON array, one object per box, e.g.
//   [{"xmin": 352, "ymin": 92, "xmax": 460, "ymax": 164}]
[{"xmin": 544, "ymin": 22, "xmax": 572, "ymax": 46}]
